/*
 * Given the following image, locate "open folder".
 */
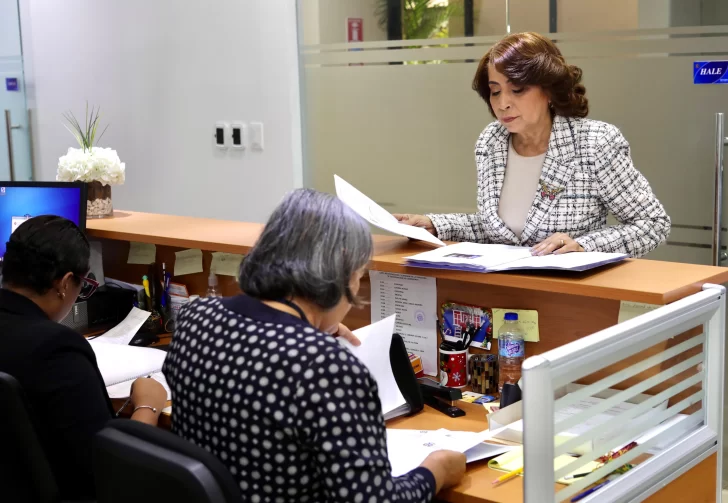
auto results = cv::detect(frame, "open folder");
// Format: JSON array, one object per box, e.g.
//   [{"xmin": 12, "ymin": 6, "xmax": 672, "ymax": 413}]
[
  {"xmin": 406, "ymin": 242, "xmax": 628, "ymax": 273},
  {"xmin": 89, "ymin": 340, "xmax": 170, "ymax": 400},
  {"xmin": 339, "ymin": 315, "xmax": 423, "ymax": 420},
  {"xmin": 334, "ymin": 175, "xmax": 446, "ymax": 247}
]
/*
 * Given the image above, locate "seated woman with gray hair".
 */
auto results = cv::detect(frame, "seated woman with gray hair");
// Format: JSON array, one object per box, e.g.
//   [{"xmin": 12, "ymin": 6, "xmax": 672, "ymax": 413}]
[{"xmin": 163, "ymin": 188, "xmax": 465, "ymax": 502}]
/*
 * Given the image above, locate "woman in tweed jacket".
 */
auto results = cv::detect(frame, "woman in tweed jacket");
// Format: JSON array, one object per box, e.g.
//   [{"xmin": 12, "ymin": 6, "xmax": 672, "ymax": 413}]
[{"xmin": 396, "ymin": 32, "xmax": 670, "ymax": 258}]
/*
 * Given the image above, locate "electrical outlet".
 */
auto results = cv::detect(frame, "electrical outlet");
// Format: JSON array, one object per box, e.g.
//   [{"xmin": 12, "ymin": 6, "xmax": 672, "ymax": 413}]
[
  {"xmin": 214, "ymin": 122, "xmax": 230, "ymax": 149},
  {"xmin": 231, "ymin": 122, "xmax": 246, "ymax": 149}
]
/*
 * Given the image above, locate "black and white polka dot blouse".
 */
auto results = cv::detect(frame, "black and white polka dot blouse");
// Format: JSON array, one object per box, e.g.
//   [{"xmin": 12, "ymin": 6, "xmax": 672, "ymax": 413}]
[{"xmin": 163, "ymin": 295, "xmax": 436, "ymax": 503}]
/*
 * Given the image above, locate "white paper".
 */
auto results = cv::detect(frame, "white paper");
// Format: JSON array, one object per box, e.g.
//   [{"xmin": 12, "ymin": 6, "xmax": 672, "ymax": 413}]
[
  {"xmin": 105, "ymin": 371, "xmax": 172, "ymax": 401},
  {"xmin": 618, "ymin": 301, "xmax": 660, "ymax": 324},
  {"xmin": 370, "ymin": 271, "xmax": 438, "ymax": 376},
  {"xmin": 386, "ymin": 427, "xmax": 510, "ymax": 477},
  {"xmin": 89, "ymin": 340, "xmax": 168, "ymax": 387},
  {"xmin": 93, "ymin": 307, "xmax": 151, "ymax": 345},
  {"xmin": 339, "ymin": 315, "xmax": 407, "ymax": 416},
  {"xmin": 334, "ymin": 175, "xmax": 446, "ymax": 247}
]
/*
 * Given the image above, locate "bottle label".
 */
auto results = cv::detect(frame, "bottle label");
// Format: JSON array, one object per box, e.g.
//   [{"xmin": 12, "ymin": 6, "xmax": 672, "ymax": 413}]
[{"xmin": 499, "ymin": 339, "xmax": 525, "ymax": 358}]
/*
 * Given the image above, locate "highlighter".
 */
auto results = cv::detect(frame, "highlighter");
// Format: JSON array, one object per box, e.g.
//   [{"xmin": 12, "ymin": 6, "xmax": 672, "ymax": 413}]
[{"xmin": 142, "ymin": 275, "xmax": 151, "ymax": 298}]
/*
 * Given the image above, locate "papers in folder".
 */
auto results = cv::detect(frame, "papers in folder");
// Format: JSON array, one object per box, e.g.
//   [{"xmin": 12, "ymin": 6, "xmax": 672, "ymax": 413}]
[
  {"xmin": 334, "ymin": 175, "xmax": 446, "ymax": 247},
  {"xmin": 405, "ymin": 242, "xmax": 628, "ymax": 273}
]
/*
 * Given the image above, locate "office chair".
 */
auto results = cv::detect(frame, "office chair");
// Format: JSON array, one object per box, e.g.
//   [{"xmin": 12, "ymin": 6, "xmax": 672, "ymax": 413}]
[
  {"xmin": 92, "ymin": 419, "xmax": 241, "ymax": 503},
  {"xmin": 0, "ymin": 371, "xmax": 61, "ymax": 503}
]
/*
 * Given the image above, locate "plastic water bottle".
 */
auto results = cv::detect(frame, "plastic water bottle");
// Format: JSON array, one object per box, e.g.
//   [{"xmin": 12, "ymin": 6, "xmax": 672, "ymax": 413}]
[
  {"xmin": 206, "ymin": 272, "xmax": 220, "ymax": 298},
  {"xmin": 498, "ymin": 312, "xmax": 525, "ymax": 392}
]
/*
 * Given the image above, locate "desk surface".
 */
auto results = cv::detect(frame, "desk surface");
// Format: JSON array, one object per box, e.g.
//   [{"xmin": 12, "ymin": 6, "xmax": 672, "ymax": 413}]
[{"xmin": 88, "ymin": 211, "xmax": 728, "ymax": 305}]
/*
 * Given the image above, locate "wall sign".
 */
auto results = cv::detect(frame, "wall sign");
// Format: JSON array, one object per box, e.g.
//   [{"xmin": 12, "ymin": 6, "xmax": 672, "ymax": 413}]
[
  {"xmin": 694, "ymin": 61, "xmax": 728, "ymax": 84},
  {"xmin": 5, "ymin": 78, "xmax": 19, "ymax": 91},
  {"xmin": 347, "ymin": 18, "xmax": 363, "ymax": 43}
]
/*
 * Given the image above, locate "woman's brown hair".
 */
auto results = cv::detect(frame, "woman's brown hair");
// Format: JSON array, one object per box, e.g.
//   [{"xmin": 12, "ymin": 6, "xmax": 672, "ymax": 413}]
[{"xmin": 472, "ymin": 32, "xmax": 588, "ymax": 118}]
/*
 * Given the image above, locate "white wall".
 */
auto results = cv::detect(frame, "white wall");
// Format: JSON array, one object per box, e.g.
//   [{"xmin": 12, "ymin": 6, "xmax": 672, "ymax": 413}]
[{"xmin": 20, "ymin": 0, "xmax": 303, "ymax": 223}]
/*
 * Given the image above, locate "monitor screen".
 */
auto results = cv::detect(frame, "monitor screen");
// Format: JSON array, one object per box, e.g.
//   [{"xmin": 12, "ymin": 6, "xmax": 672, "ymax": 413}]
[{"xmin": 0, "ymin": 182, "xmax": 87, "ymax": 261}]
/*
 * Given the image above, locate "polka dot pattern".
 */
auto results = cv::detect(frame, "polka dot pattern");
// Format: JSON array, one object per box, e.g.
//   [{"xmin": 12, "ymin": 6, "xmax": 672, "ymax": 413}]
[{"xmin": 164, "ymin": 296, "xmax": 435, "ymax": 502}]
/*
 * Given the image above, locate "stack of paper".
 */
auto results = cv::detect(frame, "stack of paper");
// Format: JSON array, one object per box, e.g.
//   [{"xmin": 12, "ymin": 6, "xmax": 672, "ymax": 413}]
[
  {"xmin": 405, "ymin": 242, "xmax": 628, "ymax": 273},
  {"xmin": 387, "ymin": 428, "xmax": 514, "ymax": 477},
  {"xmin": 334, "ymin": 175, "xmax": 446, "ymax": 247}
]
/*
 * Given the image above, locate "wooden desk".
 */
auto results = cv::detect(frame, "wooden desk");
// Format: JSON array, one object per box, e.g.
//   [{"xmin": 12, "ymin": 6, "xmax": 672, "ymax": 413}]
[{"xmin": 89, "ymin": 211, "xmax": 725, "ymax": 502}]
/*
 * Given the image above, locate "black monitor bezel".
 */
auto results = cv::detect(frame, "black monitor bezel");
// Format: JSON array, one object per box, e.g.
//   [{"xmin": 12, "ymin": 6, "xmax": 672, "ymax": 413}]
[{"xmin": 0, "ymin": 181, "xmax": 88, "ymax": 232}]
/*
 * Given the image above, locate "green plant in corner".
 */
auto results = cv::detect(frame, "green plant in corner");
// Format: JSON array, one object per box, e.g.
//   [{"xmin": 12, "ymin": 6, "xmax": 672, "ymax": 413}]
[
  {"xmin": 62, "ymin": 102, "xmax": 109, "ymax": 152},
  {"xmin": 375, "ymin": 0, "xmax": 462, "ymax": 40}
]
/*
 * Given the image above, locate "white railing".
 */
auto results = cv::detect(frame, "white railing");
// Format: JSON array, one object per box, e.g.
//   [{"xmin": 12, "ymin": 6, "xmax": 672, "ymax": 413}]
[{"xmin": 522, "ymin": 284, "xmax": 725, "ymax": 503}]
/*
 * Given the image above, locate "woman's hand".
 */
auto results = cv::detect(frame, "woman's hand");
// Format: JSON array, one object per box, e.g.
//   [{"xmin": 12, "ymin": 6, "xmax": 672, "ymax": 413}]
[
  {"xmin": 531, "ymin": 233, "xmax": 584, "ymax": 256},
  {"xmin": 329, "ymin": 323, "xmax": 361, "ymax": 347},
  {"xmin": 420, "ymin": 450, "xmax": 467, "ymax": 493},
  {"xmin": 393, "ymin": 214, "xmax": 437, "ymax": 236},
  {"xmin": 130, "ymin": 377, "xmax": 167, "ymax": 425}
]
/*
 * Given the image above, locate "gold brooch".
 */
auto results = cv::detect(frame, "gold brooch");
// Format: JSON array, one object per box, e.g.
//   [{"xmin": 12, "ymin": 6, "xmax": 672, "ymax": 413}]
[{"xmin": 539, "ymin": 181, "xmax": 564, "ymax": 201}]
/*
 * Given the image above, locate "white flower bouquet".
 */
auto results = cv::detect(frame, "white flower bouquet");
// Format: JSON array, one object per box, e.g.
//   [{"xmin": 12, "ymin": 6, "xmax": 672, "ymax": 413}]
[{"xmin": 56, "ymin": 104, "xmax": 124, "ymax": 218}]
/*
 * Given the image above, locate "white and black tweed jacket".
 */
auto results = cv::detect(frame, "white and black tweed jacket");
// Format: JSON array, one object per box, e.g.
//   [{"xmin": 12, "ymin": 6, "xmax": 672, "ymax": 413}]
[{"xmin": 428, "ymin": 115, "xmax": 671, "ymax": 258}]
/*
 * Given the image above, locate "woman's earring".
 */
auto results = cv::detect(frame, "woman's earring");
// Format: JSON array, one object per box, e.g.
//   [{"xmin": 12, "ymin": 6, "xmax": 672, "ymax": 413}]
[{"xmin": 57, "ymin": 291, "xmax": 66, "ymax": 300}]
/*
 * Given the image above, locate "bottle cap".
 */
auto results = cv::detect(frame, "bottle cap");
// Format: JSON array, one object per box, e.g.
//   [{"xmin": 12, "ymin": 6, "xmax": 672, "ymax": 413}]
[
  {"xmin": 504, "ymin": 312, "xmax": 518, "ymax": 321},
  {"xmin": 208, "ymin": 271, "xmax": 218, "ymax": 286}
]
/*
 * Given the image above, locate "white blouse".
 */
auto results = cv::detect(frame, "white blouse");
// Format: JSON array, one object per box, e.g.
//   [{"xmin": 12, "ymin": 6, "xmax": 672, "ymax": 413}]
[{"xmin": 498, "ymin": 139, "xmax": 546, "ymax": 238}]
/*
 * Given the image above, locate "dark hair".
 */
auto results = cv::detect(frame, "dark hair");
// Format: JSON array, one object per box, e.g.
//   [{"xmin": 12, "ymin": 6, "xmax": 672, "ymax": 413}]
[
  {"xmin": 2, "ymin": 215, "xmax": 90, "ymax": 295},
  {"xmin": 239, "ymin": 189, "xmax": 373, "ymax": 310},
  {"xmin": 472, "ymin": 32, "xmax": 588, "ymax": 119}
]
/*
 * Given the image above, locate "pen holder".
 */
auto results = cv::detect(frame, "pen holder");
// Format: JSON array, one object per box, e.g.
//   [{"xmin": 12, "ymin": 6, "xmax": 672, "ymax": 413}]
[{"xmin": 469, "ymin": 354, "xmax": 498, "ymax": 394}]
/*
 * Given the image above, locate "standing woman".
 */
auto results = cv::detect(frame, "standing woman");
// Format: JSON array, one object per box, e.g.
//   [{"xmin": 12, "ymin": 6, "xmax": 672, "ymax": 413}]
[{"xmin": 396, "ymin": 32, "xmax": 670, "ymax": 257}]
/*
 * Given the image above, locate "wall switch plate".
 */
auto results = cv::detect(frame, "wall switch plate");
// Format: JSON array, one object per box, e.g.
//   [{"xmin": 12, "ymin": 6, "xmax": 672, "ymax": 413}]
[
  {"xmin": 214, "ymin": 122, "xmax": 230, "ymax": 149},
  {"xmin": 250, "ymin": 122, "xmax": 264, "ymax": 150},
  {"xmin": 231, "ymin": 122, "xmax": 246, "ymax": 149}
]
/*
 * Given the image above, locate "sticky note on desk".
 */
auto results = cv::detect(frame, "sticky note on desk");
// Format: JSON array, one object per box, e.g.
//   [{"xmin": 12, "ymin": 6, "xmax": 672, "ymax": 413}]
[
  {"xmin": 210, "ymin": 252, "xmax": 244, "ymax": 277},
  {"xmin": 492, "ymin": 308, "xmax": 539, "ymax": 342},
  {"xmin": 618, "ymin": 301, "xmax": 660, "ymax": 324},
  {"xmin": 127, "ymin": 242, "xmax": 156, "ymax": 265},
  {"xmin": 174, "ymin": 249, "xmax": 203, "ymax": 276}
]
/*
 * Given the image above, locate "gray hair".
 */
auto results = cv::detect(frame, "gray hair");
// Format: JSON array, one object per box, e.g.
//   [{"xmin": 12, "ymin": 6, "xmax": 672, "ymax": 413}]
[{"xmin": 239, "ymin": 188, "xmax": 372, "ymax": 310}]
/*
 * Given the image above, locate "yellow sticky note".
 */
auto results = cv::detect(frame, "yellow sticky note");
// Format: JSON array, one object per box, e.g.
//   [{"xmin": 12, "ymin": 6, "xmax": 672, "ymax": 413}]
[
  {"xmin": 127, "ymin": 242, "xmax": 156, "ymax": 265},
  {"xmin": 488, "ymin": 446, "xmax": 599, "ymax": 483},
  {"xmin": 618, "ymin": 301, "xmax": 660, "ymax": 324},
  {"xmin": 210, "ymin": 252, "xmax": 244, "ymax": 277},
  {"xmin": 174, "ymin": 249, "xmax": 203, "ymax": 276},
  {"xmin": 492, "ymin": 308, "xmax": 539, "ymax": 342}
]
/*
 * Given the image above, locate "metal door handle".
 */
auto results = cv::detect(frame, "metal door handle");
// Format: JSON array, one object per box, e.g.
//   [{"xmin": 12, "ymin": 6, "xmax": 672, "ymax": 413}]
[
  {"xmin": 713, "ymin": 113, "xmax": 726, "ymax": 266},
  {"xmin": 4, "ymin": 110, "xmax": 17, "ymax": 181}
]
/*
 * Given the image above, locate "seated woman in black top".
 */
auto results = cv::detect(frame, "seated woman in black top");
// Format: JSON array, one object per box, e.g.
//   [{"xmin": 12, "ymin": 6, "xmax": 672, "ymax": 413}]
[
  {"xmin": 164, "ymin": 189, "xmax": 466, "ymax": 502},
  {"xmin": 0, "ymin": 216, "xmax": 167, "ymax": 500}
]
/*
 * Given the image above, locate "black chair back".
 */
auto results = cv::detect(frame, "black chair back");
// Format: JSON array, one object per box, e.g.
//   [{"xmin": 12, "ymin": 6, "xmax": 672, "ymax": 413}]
[
  {"xmin": 92, "ymin": 419, "xmax": 240, "ymax": 503},
  {"xmin": 0, "ymin": 371, "xmax": 60, "ymax": 503}
]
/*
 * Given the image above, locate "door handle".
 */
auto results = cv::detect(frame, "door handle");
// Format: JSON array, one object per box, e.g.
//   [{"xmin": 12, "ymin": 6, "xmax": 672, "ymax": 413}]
[
  {"xmin": 4, "ymin": 109, "xmax": 17, "ymax": 181},
  {"xmin": 712, "ymin": 113, "xmax": 726, "ymax": 266}
]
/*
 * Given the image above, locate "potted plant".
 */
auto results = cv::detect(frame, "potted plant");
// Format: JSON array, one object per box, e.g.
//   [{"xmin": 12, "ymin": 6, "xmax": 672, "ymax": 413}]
[{"xmin": 56, "ymin": 104, "xmax": 125, "ymax": 218}]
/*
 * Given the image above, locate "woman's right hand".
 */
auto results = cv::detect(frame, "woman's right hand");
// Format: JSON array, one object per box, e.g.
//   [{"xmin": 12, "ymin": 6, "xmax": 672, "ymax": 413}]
[
  {"xmin": 420, "ymin": 450, "xmax": 467, "ymax": 493},
  {"xmin": 393, "ymin": 214, "xmax": 437, "ymax": 236}
]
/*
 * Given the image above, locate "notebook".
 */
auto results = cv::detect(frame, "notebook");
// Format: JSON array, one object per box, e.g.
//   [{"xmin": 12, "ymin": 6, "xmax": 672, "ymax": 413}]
[
  {"xmin": 488, "ymin": 447, "xmax": 601, "ymax": 485},
  {"xmin": 405, "ymin": 242, "xmax": 628, "ymax": 273},
  {"xmin": 89, "ymin": 340, "xmax": 170, "ymax": 400}
]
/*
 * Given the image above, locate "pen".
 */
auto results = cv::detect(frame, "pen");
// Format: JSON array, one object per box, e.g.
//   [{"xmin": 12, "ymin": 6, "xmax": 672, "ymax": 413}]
[
  {"xmin": 491, "ymin": 467, "xmax": 523, "ymax": 487},
  {"xmin": 570, "ymin": 479, "xmax": 612, "ymax": 502},
  {"xmin": 564, "ymin": 472, "xmax": 591, "ymax": 480}
]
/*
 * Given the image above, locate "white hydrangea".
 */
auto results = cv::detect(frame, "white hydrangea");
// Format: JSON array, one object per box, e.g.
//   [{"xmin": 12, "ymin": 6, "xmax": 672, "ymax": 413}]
[{"xmin": 57, "ymin": 147, "xmax": 125, "ymax": 186}]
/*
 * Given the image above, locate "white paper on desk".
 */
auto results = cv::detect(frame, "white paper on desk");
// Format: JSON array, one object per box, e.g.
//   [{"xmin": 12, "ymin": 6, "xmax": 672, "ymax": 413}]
[
  {"xmin": 386, "ymin": 427, "xmax": 510, "ymax": 477},
  {"xmin": 92, "ymin": 307, "xmax": 151, "ymax": 345},
  {"xmin": 89, "ymin": 340, "xmax": 167, "ymax": 387},
  {"xmin": 334, "ymin": 175, "xmax": 446, "ymax": 247},
  {"xmin": 370, "ymin": 271, "xmax": 438, "ymax": 376},
  {"xmin": 339, "ymin": 315, "xmax": 407, "ymax": 416},
  {"xmin": 105, "ymin": 371, "xmax": 171, "ymax": 401}
]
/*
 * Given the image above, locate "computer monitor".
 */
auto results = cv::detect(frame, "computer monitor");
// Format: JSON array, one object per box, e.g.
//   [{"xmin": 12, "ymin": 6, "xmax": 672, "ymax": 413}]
[{"xmin": 0, "ymin": 181, "xmax": 87, "ymax": 262}]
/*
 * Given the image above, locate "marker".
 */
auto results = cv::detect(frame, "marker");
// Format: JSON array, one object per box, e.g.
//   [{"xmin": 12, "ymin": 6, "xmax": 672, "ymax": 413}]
[
  {"xmin": 142, "ymin": 275, "xmax": 151, "ymax": 298},
  {"xmin": 491, "ymin": 467, "xmax": 523, "ymax": 487}
]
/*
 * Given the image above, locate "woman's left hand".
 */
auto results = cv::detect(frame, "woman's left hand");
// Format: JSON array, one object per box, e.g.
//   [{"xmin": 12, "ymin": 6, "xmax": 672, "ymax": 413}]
[
  {"xmin": 531, "ymin": 233, "xmax": 585, "ymax": 256},
  {"xmin": 329, "ymin": 323, "xmax": 361, "ymax": 346}
]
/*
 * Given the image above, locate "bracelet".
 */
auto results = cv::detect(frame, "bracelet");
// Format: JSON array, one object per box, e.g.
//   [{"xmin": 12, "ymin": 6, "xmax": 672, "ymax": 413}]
[{"xmin": 133, "ymin": 405, "xmax": 158, "ymax": 414}]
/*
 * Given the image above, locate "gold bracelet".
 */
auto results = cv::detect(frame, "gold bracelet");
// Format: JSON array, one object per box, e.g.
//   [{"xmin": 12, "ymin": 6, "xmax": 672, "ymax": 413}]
[{"xmin": 133, "ymin": 405, "xmax": 158, "ymax": 414}]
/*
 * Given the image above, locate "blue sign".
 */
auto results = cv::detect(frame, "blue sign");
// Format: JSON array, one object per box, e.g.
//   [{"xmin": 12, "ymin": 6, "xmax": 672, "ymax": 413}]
[
  {"xmin": 694, "ymin": 61, "xmax": 728, "ymax": 84},
  {"xmin": 5, "ymin": 78, "xmax": 19, "ymax": 91}
]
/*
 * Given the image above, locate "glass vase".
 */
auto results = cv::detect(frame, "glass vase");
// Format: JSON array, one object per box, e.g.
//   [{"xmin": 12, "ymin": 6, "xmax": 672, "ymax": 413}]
[{"xmin": 86, "ymin": 181, "xmax": 113, "ymax": 218}]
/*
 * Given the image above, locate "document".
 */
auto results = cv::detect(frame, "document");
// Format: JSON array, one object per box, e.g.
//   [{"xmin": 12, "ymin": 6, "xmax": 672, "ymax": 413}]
[
  {"xmin": 334, "ymin": 175, "xmax": 446, "ymax": 247},
  {"xmin": 127, "ymin": 242, "xmax": 157, "ymax": 265},
  {"xmin": 105, "ymin": 371, "xmax": 172, "ymax": 401},
  {"xmin": 370, "ymin": 271, "xmax": 438, "ymax": 376},
  {"xmin": 492, "ymin": 308, "xmax": 539, "ymax": 342},
  {"xmin": 89, "ymin": 340, "xmax": 168, "ymax": 388},
  {"xmin": 339, "ymin": 315, "xmax": 407, "ymax": 417},
  {"xmin": 618, "ymin": 301, "xmax": 660, "ymax": 324},
  {"xmin": 386, "ymin": 427, "xmax": 511, "ymax": 477},
  {"xmin": 210, "ymin": 252, "xmax": 244, "ymax": 277},
  {"xmin": 406, "ymin": 242, "xmax": 627, "ymax": 273},
  {"xmin": 93, "ymin": 307, "xmax": 151, "ymax": 345},
  {"xmin": 174, "ymin": 249, "xmax": 204, "ymax": 276}
]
